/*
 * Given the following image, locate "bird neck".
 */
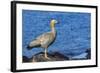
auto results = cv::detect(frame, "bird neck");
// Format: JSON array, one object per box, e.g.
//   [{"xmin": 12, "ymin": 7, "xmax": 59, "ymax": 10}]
[
  {"xmin": 51, "ymin": 27, "xmax": 56, "ymax": 37},
  {"xmin": 51, "ymin": 27, "xmax": 55, "ymax": 33},
  {"xmin": 50, "ymin": 22, "xmax": 55, "ymax": 28},
  {"xmin": 50, "ymin": 23, "xmax": 56, "ymax": 36}
]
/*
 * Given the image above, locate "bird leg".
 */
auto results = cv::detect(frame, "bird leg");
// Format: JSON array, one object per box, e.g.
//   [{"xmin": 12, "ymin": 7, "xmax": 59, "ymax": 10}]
[{"xmin": 44, "ymin": 49, "xmax": 50, "ymax": 60}]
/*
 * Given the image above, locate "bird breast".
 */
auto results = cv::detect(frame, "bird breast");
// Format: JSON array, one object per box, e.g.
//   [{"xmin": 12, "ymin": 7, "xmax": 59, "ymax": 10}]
[{"xmin": 38, "ymin": 32, "xmax": 56, "ymax": 48}]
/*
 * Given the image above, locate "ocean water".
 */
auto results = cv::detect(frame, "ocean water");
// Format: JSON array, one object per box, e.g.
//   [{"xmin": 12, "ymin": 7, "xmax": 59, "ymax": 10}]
[{"xmin": 22, "ymin": 10, "xmax": 91, "ymax": 59}]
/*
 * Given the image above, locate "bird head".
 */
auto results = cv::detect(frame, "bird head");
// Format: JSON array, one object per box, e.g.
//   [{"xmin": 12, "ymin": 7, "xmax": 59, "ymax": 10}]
[{"xmin": 50, "ymin": 19, "xmax": 58, "ymax": 28}]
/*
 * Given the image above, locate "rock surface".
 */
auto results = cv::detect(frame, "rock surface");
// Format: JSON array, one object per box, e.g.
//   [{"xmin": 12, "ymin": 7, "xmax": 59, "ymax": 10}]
[
  {"xmin": 23, "ymin": 49, "xmax": 91, "ymax": 63},
  {"xmin": 23, "ymin": 52, "xmax": 69, "ymax": 63}
]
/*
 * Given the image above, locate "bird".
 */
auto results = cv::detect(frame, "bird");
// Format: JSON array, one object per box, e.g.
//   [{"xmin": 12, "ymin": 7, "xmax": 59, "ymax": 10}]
[{"xmin": 27, "ymin": 19, "xmax": 58, "ymax": 60}]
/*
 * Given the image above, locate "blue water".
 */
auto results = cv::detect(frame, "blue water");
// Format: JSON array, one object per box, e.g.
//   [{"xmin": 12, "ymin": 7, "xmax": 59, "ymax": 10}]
[{"xmin": 22, "ymin": 10, "xmax": 91, "ymax": 59}]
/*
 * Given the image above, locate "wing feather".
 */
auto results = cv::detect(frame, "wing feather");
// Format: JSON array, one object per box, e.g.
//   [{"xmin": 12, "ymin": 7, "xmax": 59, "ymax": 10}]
[{"xmin": 36, "ymin": 32, "xmax": 55, "ymax": 48}]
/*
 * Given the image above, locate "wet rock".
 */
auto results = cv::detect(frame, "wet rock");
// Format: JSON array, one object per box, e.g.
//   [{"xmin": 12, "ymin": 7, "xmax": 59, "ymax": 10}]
[
  {"xmin": 23, "ymin": 52, "xmax": 69, "ymax": 63},
  {"xmin": 23, "ymin": 56, "xmax": 32, "ymax": 62},
  {"xmin": 32, "ymin": 52, "xmax": 69, "ymax": 62},
  {"xmin": 85, "ymin": 48, "xmax": 91, "ymax": 59}
]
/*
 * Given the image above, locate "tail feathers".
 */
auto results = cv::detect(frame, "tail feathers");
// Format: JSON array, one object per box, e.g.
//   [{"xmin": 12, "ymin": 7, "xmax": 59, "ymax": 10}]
[{"xmin": 27, "ymin": 40, "xmax": 41, "ymax": 49}]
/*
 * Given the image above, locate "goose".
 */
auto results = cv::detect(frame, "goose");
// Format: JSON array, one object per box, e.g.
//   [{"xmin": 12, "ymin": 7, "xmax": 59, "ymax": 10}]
[{"xmin": 27, "ymin": 19, "xmax": 58, "ymax": 59}]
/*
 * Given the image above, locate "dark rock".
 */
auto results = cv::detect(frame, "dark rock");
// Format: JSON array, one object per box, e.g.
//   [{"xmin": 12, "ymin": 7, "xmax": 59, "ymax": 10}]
[
  {"xmin": 32, "ymin": 52, "xmax": 69, "ymax": 62},
  {"xmin": 23, "ymin": 56, "xmax": 33, "ymax": 62},
  {"xmin": 23, "ymin": 52, "xmax": 69, "ymax": 63},
  {"xmin": 85, "ymin": 48, "xmax": 91, "ymax": 59},
  {"xmin": 23, "ymin": 48, "xmax": 91, "ymax": 63}
]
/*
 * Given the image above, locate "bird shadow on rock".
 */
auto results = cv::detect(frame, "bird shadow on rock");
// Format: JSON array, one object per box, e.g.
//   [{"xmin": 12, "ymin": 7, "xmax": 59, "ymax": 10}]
[{"xmin": 23, "ymin": 52, "xmax": 69, "ymax": 63}]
